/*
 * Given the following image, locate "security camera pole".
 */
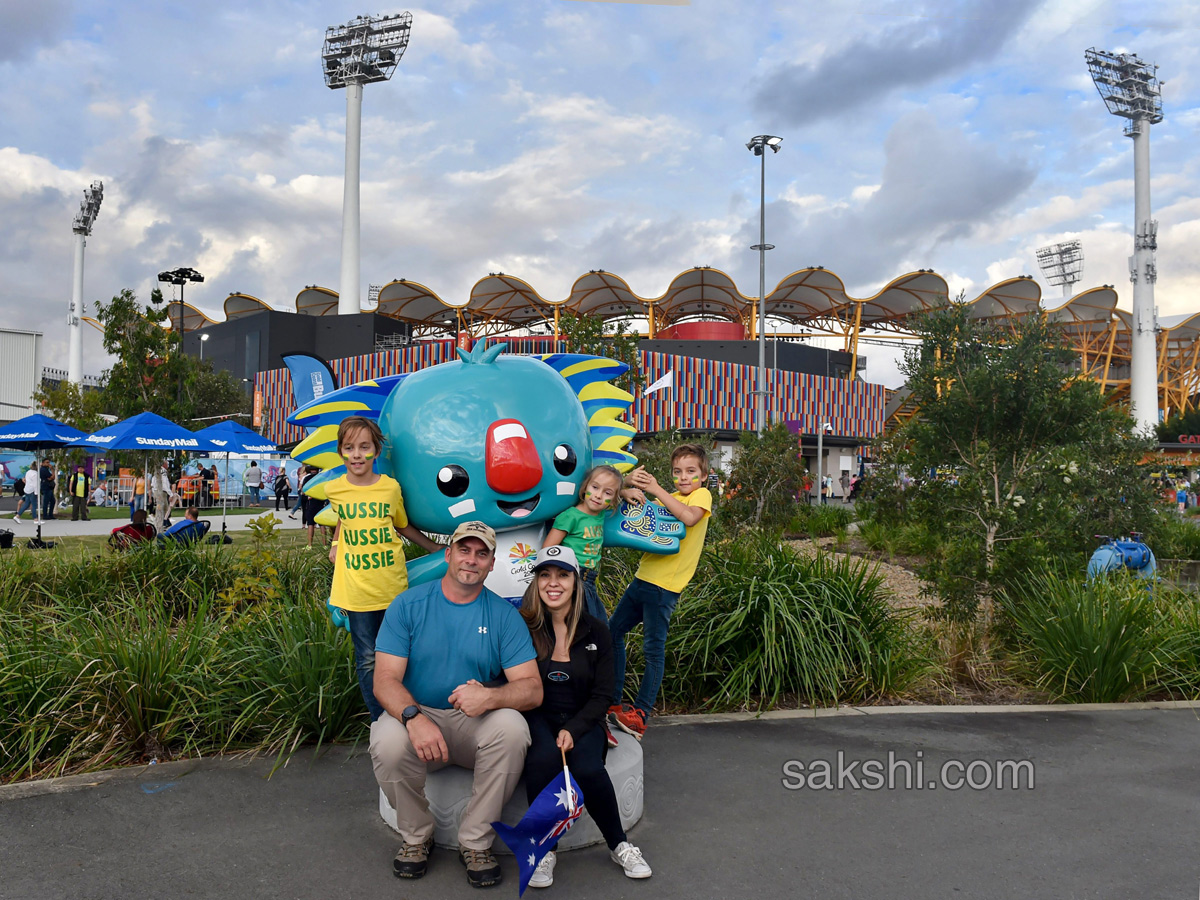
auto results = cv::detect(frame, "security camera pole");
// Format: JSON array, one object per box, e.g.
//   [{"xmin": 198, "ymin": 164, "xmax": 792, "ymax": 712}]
[
  {"xmin": 1086, "ymin": 48, "xmax": 1164, "ymax": 432},
  {"xmin": 68, "ymin": 181, "xmax": 103, "ymax": 385},
  {"xmin": 323, "ymin": 13, "xmax": 412, "ymax": 316}
]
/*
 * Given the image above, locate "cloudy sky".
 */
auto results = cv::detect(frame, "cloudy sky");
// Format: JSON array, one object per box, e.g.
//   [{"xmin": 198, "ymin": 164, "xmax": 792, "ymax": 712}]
[{"xmin": 3, "ymin": 0, "xmax": 1200, "ymax": 387}]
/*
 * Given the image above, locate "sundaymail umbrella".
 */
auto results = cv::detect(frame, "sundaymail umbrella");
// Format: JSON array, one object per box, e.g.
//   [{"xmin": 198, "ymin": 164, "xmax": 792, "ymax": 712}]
[
  {"xmin": 191, "ymin": 420, "xmax": 283, "ymax": 539},
  {"xmin": 69, "ymin": 412, "xmax": 223, "ymax": 534},
  {"xmin": 0, "ymin": 414, "xmax": 90, "ymax": 548}
]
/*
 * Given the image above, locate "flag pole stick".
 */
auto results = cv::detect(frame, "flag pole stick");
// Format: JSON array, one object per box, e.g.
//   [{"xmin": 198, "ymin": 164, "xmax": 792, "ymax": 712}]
[{"xmin": 560, "ymin": 746, "xmax": 574, "ymax": 815}]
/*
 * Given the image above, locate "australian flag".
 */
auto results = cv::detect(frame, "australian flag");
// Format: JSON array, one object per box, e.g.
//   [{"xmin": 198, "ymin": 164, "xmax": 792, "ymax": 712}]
[{"xmin": 492, "ymin": 771, "xmax": 584, "ymax": 896}]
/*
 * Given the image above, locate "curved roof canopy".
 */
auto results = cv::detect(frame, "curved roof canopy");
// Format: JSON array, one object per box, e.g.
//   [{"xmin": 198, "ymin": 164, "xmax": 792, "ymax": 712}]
[
  {"xmin": 296, "ymin": 286, "xmax": 339, "ymax": 317},
  {"xmin": 224, "ymin": 293, "xmax": 272, "ymax": 321},
  {"xmin": 165, "ymin": 300, "xmax": 216, "ymax": 332}
]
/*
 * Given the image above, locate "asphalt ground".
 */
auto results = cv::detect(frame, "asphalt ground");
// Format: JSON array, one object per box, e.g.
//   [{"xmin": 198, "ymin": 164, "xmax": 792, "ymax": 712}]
[{"xmin": 3, "ymin": 707, "xmax": 1198, "ymax": 900}]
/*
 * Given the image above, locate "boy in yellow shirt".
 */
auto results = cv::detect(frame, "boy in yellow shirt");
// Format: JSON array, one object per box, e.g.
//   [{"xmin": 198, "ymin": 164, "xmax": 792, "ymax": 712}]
[
  {"xmin": 326, "ymin": 416, "xmax": 442, "ymax": 721},
  {"xmin": 608, "ymin": 444, "xmax": 713, "ymax": 741}
]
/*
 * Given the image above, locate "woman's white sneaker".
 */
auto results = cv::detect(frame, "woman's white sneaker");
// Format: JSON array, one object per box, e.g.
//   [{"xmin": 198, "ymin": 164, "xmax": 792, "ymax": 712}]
[
  {"xmin": 610, "ymin": 841, "xmax": 652, "ymax": 879},
  {"xmin": 529, "ymin": 851, "xmax": 556, "ymax": 888}
]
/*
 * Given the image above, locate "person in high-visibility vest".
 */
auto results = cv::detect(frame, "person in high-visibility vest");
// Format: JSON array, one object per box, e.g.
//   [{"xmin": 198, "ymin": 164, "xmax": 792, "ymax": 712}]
[{"xmin": 69, "ymin": 465, "xmax": 92, "ymax": 522}]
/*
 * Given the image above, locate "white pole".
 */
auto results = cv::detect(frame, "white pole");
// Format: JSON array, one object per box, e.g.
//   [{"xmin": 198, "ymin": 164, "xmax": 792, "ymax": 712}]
[
  {"xmin": 1129, "ymin": 118, "xmax": 1158, "ymax": 433},
  {"xmin": 68, "ymin": 233, "xmax": 86, "ymax": 385},
  {"xmin": 815, "ymin": 424, "xmax": 824, "ymax": 504},
  {"xmin": 756, "ymin": 149, "xmax": 767, "ymax": 436},
  {"xmin": 338, "ymin": 82, "xmax": 364, "ymax": 316}
]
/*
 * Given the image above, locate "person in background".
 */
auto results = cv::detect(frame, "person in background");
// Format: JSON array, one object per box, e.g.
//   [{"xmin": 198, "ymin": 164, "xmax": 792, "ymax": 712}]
[
  {"xmin": 39, "ymin": 458, "xmax": 56, "ymax": 520},
  {"xmin": 300, "ymin": 465, "xmax": 326, "ymax": 548},
  {"xmin": 90, "ymin": 483, "xmax": 107, "ymax": 507},
  {"xmin": 287, "ymin": 465, "xmax": 304, "ymax": 520},
  {"xmin": 151, "ymin": 462, "xmax": 173, "ymax": 532},
  {"xmin": 13, "ymin": 462, "xmax": 38, "ymax": 521},
  {"xmin": 69, "ymin": 465, "xmax": 92, "ymax": 522},
  {"xmin": 273, "ymin": 466, "xmax": 292, "ymax": 512},
  {"xmin": 243, "ymin": 460, "xmax": 263, "ymax": 507},
  {"xmin": 131, "ymin": 471, "xmax": 146, "ymax": 517}
]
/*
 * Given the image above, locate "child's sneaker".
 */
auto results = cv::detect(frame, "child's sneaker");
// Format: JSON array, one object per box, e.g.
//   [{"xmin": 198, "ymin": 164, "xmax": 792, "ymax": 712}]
[
  {"xmin": 528, "ymin": 851, "xmax": 555, "ymax": 888},
  {"xmin": 610, "ymin": 841, "xmax": 652, "ymax": 879},
  {"xmin": 604, "ymin": 723, "xmax": 619, "ymax": 749},
  {"xmin": 611, "ymin": 706, "xmax": 646, "ymax": 741}
]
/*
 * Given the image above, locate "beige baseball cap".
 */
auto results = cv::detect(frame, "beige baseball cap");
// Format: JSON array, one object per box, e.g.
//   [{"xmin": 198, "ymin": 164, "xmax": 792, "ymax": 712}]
[{"xmin": 449, "ymin": 520, "xmax": 497, "ymax": 551}]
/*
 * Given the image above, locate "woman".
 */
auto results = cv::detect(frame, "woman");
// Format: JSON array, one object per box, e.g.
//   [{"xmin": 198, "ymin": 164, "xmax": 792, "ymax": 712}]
[
  {"xmin": 273, "ymin": 466, "xmax": 292, "ymax": 512},
  {"xmin": 518, "ymin": 545, "xmax": 652, "ymax": 888}
]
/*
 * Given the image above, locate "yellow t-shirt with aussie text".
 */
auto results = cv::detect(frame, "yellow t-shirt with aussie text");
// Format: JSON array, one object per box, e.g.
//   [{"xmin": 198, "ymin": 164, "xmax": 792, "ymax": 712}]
[
  {"xmin": 326, "ymin": 474, "xmax": 411, "ymax": 612},
  {"xmin": 635, "ymin": 487, "xmax": 712, "ymax": 594}
]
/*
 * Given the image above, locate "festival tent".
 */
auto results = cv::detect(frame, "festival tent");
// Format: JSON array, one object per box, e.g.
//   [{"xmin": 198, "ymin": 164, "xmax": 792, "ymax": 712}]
[
  {"xmin": 191, "ymin": 420, "xmax": 283, "ymax": 540},
  {"xmin": 0, "ymin": 414, "xmax": 90, "ymax": 548},
  {"xmin": 69, "ymin": 412, "xmax": 223, "ymax": 534}
]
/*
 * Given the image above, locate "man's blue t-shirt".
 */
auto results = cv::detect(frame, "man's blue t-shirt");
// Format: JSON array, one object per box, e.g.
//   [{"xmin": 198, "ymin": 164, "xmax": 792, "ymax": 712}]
[{"xmin": 375, "ymin": 580, "xmax": 536, "ymax": 709}]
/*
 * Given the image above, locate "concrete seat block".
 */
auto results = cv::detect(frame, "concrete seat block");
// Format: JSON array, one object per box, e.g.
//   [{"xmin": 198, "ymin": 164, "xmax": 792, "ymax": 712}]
[{"xmin": 379, "ymin": 731, "xmax": 644, "ymax": 852}]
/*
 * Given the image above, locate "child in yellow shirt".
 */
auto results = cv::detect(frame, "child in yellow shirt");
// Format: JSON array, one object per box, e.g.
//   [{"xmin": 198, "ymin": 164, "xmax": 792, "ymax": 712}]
[
  {"xmin": 608, "ymin": 444, "xmax": 713, "ymax": 742},
  {"xmin": 326, "ymin": 416, "xmax": 441, "ymax": 721}
]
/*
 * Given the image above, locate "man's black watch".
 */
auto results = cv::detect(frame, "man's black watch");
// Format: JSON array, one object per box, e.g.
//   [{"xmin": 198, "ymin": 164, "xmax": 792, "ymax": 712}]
[{"xmin": 401, "ymin": 705, "xmax": 421, "ymax": 727}]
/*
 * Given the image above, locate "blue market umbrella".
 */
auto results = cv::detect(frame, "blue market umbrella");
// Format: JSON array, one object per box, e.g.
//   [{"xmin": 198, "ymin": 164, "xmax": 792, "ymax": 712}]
[
  {"xmin": 192, "ymin": 420, "xmax": 283, "ymax": 538},
  {"xmin": 70, "ymin": 413, "xmax": 224, "ymax": 535},
  {"xmin": 0, "ymin": 414, "xmax": 90, "ymax": 547}
]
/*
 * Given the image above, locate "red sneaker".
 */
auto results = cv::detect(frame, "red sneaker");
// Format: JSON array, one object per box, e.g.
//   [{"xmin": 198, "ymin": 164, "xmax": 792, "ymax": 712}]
[
  {"xmin": 604, "ymin": 724, "xmax": 619, "ymax": 748},
  {"xmin": 611, "ymin": 706, "xmax": 646, "ymax": 741}
]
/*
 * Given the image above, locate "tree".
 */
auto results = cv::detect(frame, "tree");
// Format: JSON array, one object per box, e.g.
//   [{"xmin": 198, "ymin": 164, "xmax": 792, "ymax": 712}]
[
  {"xmin": 870, "ymin": 304, "xmax": 1160, "ymax": 623},
  {"xmin": 1156, "ymin": 407, "xmax": 1200, "ymax": 443},
  {"xmin": 557, "ymin": 312, "xmax": 642, "ymax": 395},
  {"xmin": 94, "ymin": 287, "xmax": 250, "ymax": 425},
  {"xmin": 722, "ymin": 424, "xmax": 808, "ymax": 531}
]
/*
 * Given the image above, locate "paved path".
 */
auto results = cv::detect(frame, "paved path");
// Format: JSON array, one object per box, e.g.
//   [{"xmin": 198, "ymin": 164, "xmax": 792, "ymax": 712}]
[{"xmin": 3, "ymin": 708, "xmax": 1198, "ymax": 899}]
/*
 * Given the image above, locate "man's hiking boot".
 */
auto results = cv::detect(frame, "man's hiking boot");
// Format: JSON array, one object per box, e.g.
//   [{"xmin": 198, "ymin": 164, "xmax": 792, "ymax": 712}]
[
  {"xmin": 393, "ymin": 835, "xmax": 434, "ymax": 879},
  {"xmin": 460, "ymin": 845, "xmax": 503, "ymax": 888}
]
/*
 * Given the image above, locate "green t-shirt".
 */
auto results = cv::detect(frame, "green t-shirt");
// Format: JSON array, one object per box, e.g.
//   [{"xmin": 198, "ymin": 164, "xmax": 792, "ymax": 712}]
[{"xmin": 551, "ymin": 506, "xmax": 606, "ymax": 571}]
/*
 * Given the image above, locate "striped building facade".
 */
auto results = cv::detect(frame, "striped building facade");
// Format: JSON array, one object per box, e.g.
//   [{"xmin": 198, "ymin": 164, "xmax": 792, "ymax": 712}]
[{"xmin": 254, "ymin": 339, "xmax": 886, "ymax": 447}]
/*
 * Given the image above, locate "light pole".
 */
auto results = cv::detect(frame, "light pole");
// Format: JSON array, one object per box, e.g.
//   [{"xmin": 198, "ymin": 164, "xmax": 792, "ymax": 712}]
[
  {"xmin": 200, "ymin": 332, "xmax": 209, "ymax": 362},
  {"xmin": 157, "ymin": 267, "xmax": 205, "ymax": 403},
  {"xmin": 68, "ymin": 181, "xmax": 103, "ymax": 385},
  {"xmin": 323, "ymin": 13, "xmax": 412, "ymax": 317},
  {"xmin": 1086, "ymin": 48, "xmax": 1164, "ymax": 432},
  {"xmin": 746, "ymin": 134, "xmax": 782, "ymax": 435},
  {"xmin": 815, "ymin": 421, "xmax": 832, "ymax": 504}
]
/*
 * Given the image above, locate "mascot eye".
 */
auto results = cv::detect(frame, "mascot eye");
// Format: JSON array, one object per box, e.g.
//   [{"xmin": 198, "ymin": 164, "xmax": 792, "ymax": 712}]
[
  {"xmin": 553, "ymin": 444, "xmax": 577, "ymax": 476},
  {"xmin": 437, "ymin": 465, "xmax": 470, "ymax": 497}
]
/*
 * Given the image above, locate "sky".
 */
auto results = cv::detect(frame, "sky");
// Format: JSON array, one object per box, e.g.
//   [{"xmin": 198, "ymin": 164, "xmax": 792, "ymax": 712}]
[{"xmin": 3, "ymin": 0, "xmax": 1200, "ymax": 388}]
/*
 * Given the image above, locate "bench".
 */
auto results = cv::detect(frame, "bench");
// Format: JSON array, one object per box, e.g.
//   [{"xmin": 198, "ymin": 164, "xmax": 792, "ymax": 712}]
[{"xmin": 378, "ymin": 730, "xmax": 645, "ymax": 852}]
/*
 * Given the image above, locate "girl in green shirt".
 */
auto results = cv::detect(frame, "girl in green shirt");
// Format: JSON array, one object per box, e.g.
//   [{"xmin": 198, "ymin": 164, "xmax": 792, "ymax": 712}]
[{"xmin": 542, "ymin": 464, "xmax": 623, "ymax": 623}]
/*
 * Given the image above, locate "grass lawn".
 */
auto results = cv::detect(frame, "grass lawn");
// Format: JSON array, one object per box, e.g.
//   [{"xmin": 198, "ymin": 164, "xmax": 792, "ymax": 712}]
[
  {"xmin": 10, "ymin": 521, "xmax": 334, "ymax": 555},
  {"xmin": 50, "ymin": 504, "xmax": 278, "ymax": 521}
]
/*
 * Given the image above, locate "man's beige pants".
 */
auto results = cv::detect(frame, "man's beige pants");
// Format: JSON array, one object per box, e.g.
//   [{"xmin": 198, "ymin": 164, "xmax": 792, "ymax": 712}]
[{"xmin": 370, "ymin": 707, "xmax": 530, "ymax": 850}]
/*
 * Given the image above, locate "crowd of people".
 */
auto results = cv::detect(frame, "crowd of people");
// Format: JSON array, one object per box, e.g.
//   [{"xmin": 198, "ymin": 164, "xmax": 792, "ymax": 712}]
[{"xmin": 320, "ymin": 416, "xmax": 713, "ymax": 889}]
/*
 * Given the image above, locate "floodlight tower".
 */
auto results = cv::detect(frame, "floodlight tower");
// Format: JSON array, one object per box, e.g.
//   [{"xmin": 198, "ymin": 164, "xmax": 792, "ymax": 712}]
[
  {"xmin": 323, "ymin": 12, "xmax": 412, "ymax": 316},
  {"xmin": 1086, "ymin": 48, "xmax": 1164, "ymax": 432},
  {"xmin": 1035, "ymin": 240, "xmax": 1084, "ymax": 298},
  {"xmin": 68, "ymin": 181, "xmax": 103, "ymax": 385}
]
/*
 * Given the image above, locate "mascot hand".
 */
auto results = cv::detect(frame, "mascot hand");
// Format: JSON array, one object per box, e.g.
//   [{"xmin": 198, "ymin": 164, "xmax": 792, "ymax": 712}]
[
  {"xmin": 326, "ymin": 599, "xmax": 351, "ymax": 633},
  {"xmin": 603, "ymin": 500, "xmax": 684, "ymax": 555}
]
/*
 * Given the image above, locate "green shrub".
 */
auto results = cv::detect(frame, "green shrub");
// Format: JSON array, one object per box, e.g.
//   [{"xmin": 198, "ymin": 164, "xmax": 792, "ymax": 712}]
[
  {"xmin": 1000, "ymin": 571, "xmax": 1165, "ymax": 702},
  {"xmin": 1146, "ymin": 514, "xmax": 1200, "ymax": 561},
  {"xmin": 646, "ymin": 534, "xmax": 928, "ymax": 710}
]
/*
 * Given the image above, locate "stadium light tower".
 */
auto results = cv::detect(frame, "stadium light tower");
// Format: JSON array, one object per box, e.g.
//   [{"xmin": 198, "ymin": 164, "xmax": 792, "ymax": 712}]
[
  {"xmin": 68, "ymin": 181, "xmax": 103, "ymax": 385},
  {"xmin": 746, "ymin": 134, "xmax": 782, "ymax": 436},
  {"xmin": 1036, "ymin": 240, "xmax": 1084, "ymax": 298},
  {"xmin": 323, "ymin": 12, "xmax": 412, "ymax": 316},
  {"xmin": 1086, "ymin": 47, "xmax": 1164, "ymax": 432}
]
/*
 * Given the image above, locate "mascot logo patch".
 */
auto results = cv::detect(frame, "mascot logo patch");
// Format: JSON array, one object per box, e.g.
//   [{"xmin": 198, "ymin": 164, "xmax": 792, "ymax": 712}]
[{"xmin": 509, "ymin": 542, "xmax": 537, "ymax": 565}]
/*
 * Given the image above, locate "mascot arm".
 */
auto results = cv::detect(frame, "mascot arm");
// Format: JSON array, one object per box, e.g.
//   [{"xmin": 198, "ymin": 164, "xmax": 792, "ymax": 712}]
[
  {"xmin": 405, "ymin": 551, "xmax": 448, "ymax": 588},
  {"xmin": 603, "ymin": 500, "xmax": 685, "ymax": 555}
]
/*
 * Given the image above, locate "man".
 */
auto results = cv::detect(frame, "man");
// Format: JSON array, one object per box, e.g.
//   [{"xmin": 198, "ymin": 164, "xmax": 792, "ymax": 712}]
[
  {"xmin": 151, "ymin": 462, "xmax": 173, "ymax": 532},
  {"xmin": 371, "ymin": 521, "xmax": 541, "ymax": 889},
  {"xmin": 69, "ymin": 465, "xmax": 92, "ymax": 521},
  {"xmin": 39, "ymin": 458, "xmax": 56, "ymax": 519},
  {"xmin": 161, "ymin": 506, "xmax": 205, "ymax": 543},
  {"xmin": 13, "ymin": 461, "xmax": 38, "ymax": 521}
]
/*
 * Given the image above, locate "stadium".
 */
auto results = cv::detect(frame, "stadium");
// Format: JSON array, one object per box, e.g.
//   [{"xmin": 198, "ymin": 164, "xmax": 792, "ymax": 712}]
[{"xmin": 131, "ymin": 262, "xmax": 1200, "ymax": 478}]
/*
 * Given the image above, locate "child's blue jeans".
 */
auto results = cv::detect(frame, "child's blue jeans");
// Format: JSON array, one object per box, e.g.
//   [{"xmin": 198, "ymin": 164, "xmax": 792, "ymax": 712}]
[
  {"xmin": 608, "ymin": 577, "xmax": 679, "ymax": 715},
  {"xmin": 581, "ymin": 567, "xmax": 607, "ymax": 624},
  {"xmin": 347, "ymin": 609, "xmax": 387, "ymax": 722}
]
